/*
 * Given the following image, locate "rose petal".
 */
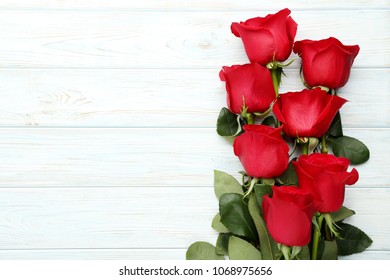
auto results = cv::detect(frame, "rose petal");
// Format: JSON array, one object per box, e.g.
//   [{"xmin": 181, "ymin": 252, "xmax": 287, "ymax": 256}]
[{"xmin": 263, "ymin": 195, "xmax": 312, "ymax": 246}]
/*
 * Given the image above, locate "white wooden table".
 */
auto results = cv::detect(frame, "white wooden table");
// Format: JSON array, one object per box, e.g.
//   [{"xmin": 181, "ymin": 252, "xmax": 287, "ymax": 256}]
[{"xmin": 0, "ymin": 0, "xmax": 388, "ymax": 259}]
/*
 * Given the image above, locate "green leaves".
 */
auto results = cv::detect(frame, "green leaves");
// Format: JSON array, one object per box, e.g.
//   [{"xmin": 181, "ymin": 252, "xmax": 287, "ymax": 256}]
[
  {"xmin": 216, "ymin": 233, "xmax": 231, "ymax": 255},
  {"xmin": 228, "ymin": 236, "xmax": 262, "ymax": 260},
  {"xmin": 216, "ymin": 107, "xmax": 243, "ymax": 137},
  {"xmin": 277, "ymin": 161, "xmax": 298, "ymax": 186},
  {"xmin": 212, "ymin": 213, "xmax": 229, "ymax": 233},
  {"xmin": 192, "ymin": 168, "xmax": 372, "ymax": 260},
  {"xmin": 297, "ymin": 245, "xmax": 310, "ymax": 260},
  {"xmin": 212, "ymin": 171, "xmax": 279, "ymax": 260},
  {"xmin": 328, "ymin": 136, "xmax": 370, "ymax": 164},
  {"xmin": 219, "ymin": 193, "xmax": 258, "ymax": 242},
  {"xmin": 321, "ymin": 240, "xmax": 338, "ymax": 260},
  {"xmin": 248, "ymin": 194, "xmax": 279, "ymax": 260},
  {"xmin": 262, "ymin": 116, "xmax": 276, "ymax": 127},
  {"xmin": 186, "ymin": 242, "xmax": 225, "ymax": 260},
  {"xmin": 190, "ymin": 7, "xmax": 373, "ymax": 262},
  {"xmin": 336, "ymin": 223, "xmax": 373, "ymax": 256},
  {"xmin": 326, "ymin": 112, "xmax": 370, "ymax": 164},
  {"xmin": 254, "ymin": 184, "xmax": 272, "ymax": 210},
  {"xmin": 332, "ymin": 206, "xmax": 356, "ymax": 222},
  {"xmin": 214, "ymin": 170, "xmax": 243, "ymax": 199},
  {"xmin": 328, "ymin": 111, "xmax": 343, "ymax": 137}
]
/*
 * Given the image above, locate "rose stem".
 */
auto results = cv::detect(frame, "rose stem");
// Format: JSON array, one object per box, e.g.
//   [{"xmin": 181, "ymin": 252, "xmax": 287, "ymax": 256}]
[
  {"xmin": 270, "ymin": 69, "xmax": 279, "ymax": 98},
  {"xmin": 301, "ymin": 142, "xmax": 309, "ymax": 155},
  {"xmin": 321, "ymin": 135, "xmax": 328, "ymax": 154},
  {"xmin": 246, "ymin": 113, "xmax": 254, "ymax": 124},
  {"xmin": 270, "ymin": 69, "xmax": 281, "ymax": 127},
  {"xmin": 311, "ymin": 214, "xmax": 324, "ymax": 260}
]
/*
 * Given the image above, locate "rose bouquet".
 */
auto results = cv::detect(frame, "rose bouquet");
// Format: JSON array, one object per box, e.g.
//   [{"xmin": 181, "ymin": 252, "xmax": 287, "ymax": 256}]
[{"xmin": 186, "ymin": 8, "xmax": 372, "ymax": 260}]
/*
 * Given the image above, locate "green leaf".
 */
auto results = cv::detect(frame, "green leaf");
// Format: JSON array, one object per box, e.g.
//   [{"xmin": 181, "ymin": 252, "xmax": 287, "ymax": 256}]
[
  {"xmin": 332, "ymin": 206, "xmax": 356, "ymax": 222},
  {"xmin": 186, "ymin": 242, "xmax": 225, "ymax": 260},
  {"xmin": 228, "ymin": 236, "xmax": 262, "ymax": 260},
  {"xmin": 277, "ymin": 161, "xmax": 298, "ymax": 186},
  {"xmin": 216, "ymin": 233, "xmax": 231, "ymax": 255},
  {"xmin": 328, "ymin": 136, "xmax": 370, "ymax": 164},
  {"xmin": 219, "ymin": 193, "xmax": 258, "ymax": 242},
  {"xmin": 216, "ymin": 107, "xmax": 243, "ymax": 136},
  {"xmin": 262, "ymin": 178, "xmax": 275, "ymax": 186},
  {"xmin": 328, "ymin": 111, "xmax": 343, "ymax": 137},
  {"xmin": 317, "ymin": 238, "xmax": 325, "ymax": 259},
  {"xmin": 248, "ymin": 194, "xmax": 279, "ymax": 260},
  {"xmin": 254, "ymin": 184, "xmax": 272, "ymax": 210},
  {"xmin": 321, "ymin": 240, "xmax": 338, "ymax": 260},
  {"xmin": 214, "ymin": 170, "xmax": 243, "ymax": 200},
  {"xmin": 212, "ymin": 213, "xmax": 229, "ymax": 233},
  {"xmin": 336, "ymin": 223, "xmax": 373, "ymax": 256},
  {"xmin": 297, "ymin": 245, "xmax": 310, "ymax": 260},
  {"xmin": 262, "ymin": 116, "xmax": 275, "ymax": 127}
]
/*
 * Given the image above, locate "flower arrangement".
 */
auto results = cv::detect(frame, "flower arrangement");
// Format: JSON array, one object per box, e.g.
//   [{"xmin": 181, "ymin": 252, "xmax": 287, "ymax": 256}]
[{"xmin": 186, "ymin": 8, "xmax": 372, "ymax": 260}]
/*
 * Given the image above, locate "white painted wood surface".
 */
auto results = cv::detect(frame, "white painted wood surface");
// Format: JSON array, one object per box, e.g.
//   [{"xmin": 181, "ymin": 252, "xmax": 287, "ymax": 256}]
[
  {"xmin": 0, "ymin": 0, "xmax": 389, "ymax": 260},
  {"xmin": 0, "ymin": 11, "xmax": 387, "ymax": 68},
  {"xmin": 0, "ymin": 0, "xmax": 387, "ymax": 10},
  {"xmin": 0, "ymin": 69, "xmax": 388, "ymax": 127}
]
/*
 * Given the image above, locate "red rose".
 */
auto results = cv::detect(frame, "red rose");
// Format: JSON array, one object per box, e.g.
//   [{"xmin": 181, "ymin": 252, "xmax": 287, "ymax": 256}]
[
  {"xmin": 293, "ymin": 37, "xmax": 360, "ymax": 89},
  {"xmin": 219, "ymin": 63, "xmax": 276, "ymax": 114},
  {"xmin": 233, "ymin": 125, "xmax": 289, "ymax": 178},
  {"xmin": 262, "ymin": 186, "xmax": 314, "ymax": 246},
  {"xmin": 293, "ymin": 153, "xmax": 359, "ymax": 213},
  {"xmin": 231, "ymin": 8, "xmax": 297, "ymax": 65},
  {"xmin": 273, "ymin": 88, "xmax": 347, "ymax": 138}
]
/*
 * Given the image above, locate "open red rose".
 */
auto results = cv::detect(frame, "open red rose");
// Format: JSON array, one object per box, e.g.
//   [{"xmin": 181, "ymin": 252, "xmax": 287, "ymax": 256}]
[
  {"xmin": 273, "ymin": 88, "xmax": 347, "ymax": 138},
  {"xmin": 263, "ymin": 186, "xmax": 314, "ymax": 246},
  {"xmin": 293, "ymin": 153, "xmax": 359, "ymax": 213},
  {"xmin": 219, "ymin": 63, "xmax": 276, "ymax": 114},
  {"xmin": 233, "ymin": 125, "xmax": 289, "ymax": 178},
  {"xmin": 293, "ymin": 37, "xmax": 360, "ymax": 89},
  {"xmin": 231, "ymin": 8, "xmax": 297, "ymax": 65}
]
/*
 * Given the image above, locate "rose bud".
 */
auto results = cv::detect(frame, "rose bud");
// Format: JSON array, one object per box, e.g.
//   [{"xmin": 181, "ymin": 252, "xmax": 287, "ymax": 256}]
[
  {"xmin": 231, "ymin": 8, "xmax": 297, "ymax": 65},
  {"xmin": 262, "ymin": 186, "xmax": 314, "ymax": 246},
  {"xmin": 293, "ymin": 37, "xmax": 360, "ymax": 89},
  {"xmin": 273, "ymin": 88, "xmax": 347, "ymax": 138},
  {"xmin": 293, "ymin": 153, "xmax": 359, "ymax": 213},
  {"xmin": 219, "ymin": 63, "xmax": 276, "ymax": 114},
  {"xmin": 233, "ymin": 125, "xmax": 289, "ymax": 178}
]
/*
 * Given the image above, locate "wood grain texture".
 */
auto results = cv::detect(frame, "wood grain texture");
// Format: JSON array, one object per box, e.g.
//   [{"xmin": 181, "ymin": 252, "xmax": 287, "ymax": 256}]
[
  {"xmin": 0, "ymin": 187, "xmax": 388, "ymax": 252},
  {"xmin": 0, "ymin": 0, "xmax": 388, "ymax": 260},
  {"xmin": 0, "ymin": 128, "xmax": 386, "ymax": 188},
  {"xmin": 0, "ymin": 69, "xmax": 388, "ymax": 127},
  {"xmin": 0, "ymin": 10, "xmax": 387, "ymax": 69},
  {"xmin": 0, "ymin": 249, "xmax": 388, "ymax": 260},
  {"xmin": 0, "ymin": 0, "xmax": 387, "ymax": 10},
  {"xmin": 0, "ymin": 249, "xmax": 188, "ymax": 260}
]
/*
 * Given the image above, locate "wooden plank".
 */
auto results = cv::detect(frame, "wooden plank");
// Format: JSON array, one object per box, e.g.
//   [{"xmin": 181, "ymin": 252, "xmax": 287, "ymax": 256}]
[
  {"xmin": 0, "ymin": 10, "xmax": 387, "ymax": 68},
  {"xmin": 0, "ymin": 187, "xmax": 388, "ymax": 251},
  {"xmin": 0, "ymin": 0, "xmax": 388, "ymax": 11},
  {"xmin": 0, "ymin": 69, "xmax": 388, "ymax": 128},
  {"xmin": 0, "ymin": 128, "xmax": 386, "ymax": 188},
  {"xmin": 0, "ymin": 249, "xmax": 388, "ymax": 260},
  {"xmin": 0, "ymin": 187, "xmax": 218, "ymax": 249},
  {"xmin": 0, "ymin": 249, "xmax": 187, "ymax": 260}
]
